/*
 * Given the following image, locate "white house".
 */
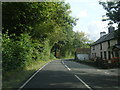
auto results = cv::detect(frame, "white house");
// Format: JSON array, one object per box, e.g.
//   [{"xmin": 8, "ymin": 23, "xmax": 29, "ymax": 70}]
[
  {"xmin": 90, "ymin": 26, "xmax": 120, "ymax": 64},
  {"xmin": 75, "ymin": 48, "xmax": 90, "ymax": 60}
]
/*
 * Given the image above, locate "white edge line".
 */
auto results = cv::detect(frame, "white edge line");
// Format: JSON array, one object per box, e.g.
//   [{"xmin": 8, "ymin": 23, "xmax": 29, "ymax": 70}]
[
  {"xmin": 105, "ymin": 72, "xmax": 109, "ymax": 74},
  {"xmin": 18, "ymin": 61, "xmax": 51, "ymax": 90},
  {"xmin": 64, "ymin": 65, "xmax": 71, "ymax": 71},
  {"xmin": 74, "ymin": 75, "xmax": 93, "ymax": 90},
  {"xmin": 97, "ymin": 69, "xmax": 101, "ymax": 71}
]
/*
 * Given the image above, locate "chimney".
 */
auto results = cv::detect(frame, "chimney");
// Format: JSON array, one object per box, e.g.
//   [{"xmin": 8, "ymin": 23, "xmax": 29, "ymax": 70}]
[
  {"xmin": 108, "ymin": 26, "xmax": 115, "ymax": 33},
  {"xmin": 100, "ymin": 31, "xmax": 106, "ymax": 37}
]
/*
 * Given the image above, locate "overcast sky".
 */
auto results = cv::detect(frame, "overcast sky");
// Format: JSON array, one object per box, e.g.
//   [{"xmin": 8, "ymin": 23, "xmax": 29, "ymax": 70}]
[{"xmin": 65, "ymin": 0, "xmax": 110, "ymax": 41}]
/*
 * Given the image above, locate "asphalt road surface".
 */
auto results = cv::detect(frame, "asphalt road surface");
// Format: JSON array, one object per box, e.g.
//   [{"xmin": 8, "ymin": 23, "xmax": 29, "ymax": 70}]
[{"xmin": 20, "ymin": 59, "xmax": 119, "ymax": 90}]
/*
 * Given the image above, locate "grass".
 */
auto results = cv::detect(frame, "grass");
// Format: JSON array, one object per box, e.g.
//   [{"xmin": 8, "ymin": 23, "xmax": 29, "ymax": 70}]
[
  {"xmin": 62, "ymin": 55, "xmax": 74, "ymax": 59},
  {"xmin": 2, "ymin": 59, "xmax": 57, "ymax": 89}
]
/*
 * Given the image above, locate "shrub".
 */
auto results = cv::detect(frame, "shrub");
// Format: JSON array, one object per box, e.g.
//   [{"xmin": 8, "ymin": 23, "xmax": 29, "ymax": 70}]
[
  {"xmin": 2, "ymin": 33, "xmax": 33, "ymax": 71},
  {"xmin": 2, "ymin": 33, "xmax": 54, "ymax": 72}
]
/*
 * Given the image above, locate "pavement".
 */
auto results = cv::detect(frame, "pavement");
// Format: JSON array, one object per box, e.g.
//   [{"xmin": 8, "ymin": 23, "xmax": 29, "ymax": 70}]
[{"xmin": 19, "ymin": 59, "xmax": 119, "ymax": 90}]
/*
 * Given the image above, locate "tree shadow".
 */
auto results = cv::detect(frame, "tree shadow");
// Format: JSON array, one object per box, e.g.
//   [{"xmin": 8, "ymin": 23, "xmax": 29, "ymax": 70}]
[{"xmin": 76, "ymin": 72, "xmax": 119, "ymax": 89}]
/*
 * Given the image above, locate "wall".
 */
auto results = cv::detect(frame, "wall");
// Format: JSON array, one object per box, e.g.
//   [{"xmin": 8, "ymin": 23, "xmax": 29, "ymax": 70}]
[
  {"xmin": 77, "ymin": 54, "xmax": 89, "ymax": 60},
  {"xmin": 91, "ymin": 39, "xmax": 118, "ymax": 60}
]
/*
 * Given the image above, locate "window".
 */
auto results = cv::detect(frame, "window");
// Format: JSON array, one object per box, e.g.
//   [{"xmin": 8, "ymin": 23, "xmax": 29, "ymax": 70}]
[
  {"xmin": 93, "ymin": 46, "xmax": 95, "ymax": 50},
  {"xmin": 104, "ymin": 51, "xmax": 107, "ymax": 59},
  {"xmin": 92, "ymin": 53, "xmax": 94, "ymax": 58},
  {"xmin": 117, "ymin": 39, "xmax": 120, "ymax": 44},
  {"xmin": 101, "ymin": 52, "xmax": 103, "ymax": 59},
  {"xmin": 111, "ymin": 51, "xmax": 114, "ymax": 57},
  {"xmin": 115, "ymin": 51, "xmax": 119, "ymax": 57},
  {"xmin": 95, "ymin": 53, "xmax": 96, "ymax": 57},
  {"xmin": 100, "ymin": 43, "xmax": 102, "ymax": 50},
  {"xmin": 108, "ymin": 51, "xmax": 111, "ymax": 59},
  {"xmin": 108, "ymin": 41, "xmax": 110, "ymax": 48}
]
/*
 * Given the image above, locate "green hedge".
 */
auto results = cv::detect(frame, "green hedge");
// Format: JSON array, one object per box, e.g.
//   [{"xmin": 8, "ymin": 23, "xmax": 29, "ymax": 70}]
[{"xmin": 2, "ymin": 33, "xmax": 54, "ymax": 72}]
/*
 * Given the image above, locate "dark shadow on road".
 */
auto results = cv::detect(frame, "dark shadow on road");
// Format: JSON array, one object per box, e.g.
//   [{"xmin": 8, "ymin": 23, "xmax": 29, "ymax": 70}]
[
  {"xmin": 2, "ymin": 59, "xmax": 119, "ymax": 90},
  {"xmin": 22, "ymin": 70, "xmax": 119, "ymax": 89},
  {"xmin": 64, "ymin": 59, "xmax": 119, "ymax": 70},
  {"xmin": 76, "ymin": 73, "xmax": 119, "ymax": 90}
]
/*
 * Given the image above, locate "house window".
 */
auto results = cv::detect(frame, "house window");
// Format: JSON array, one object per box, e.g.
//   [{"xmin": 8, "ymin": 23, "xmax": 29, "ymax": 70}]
[
  {"xmin": 108, "ymin": 40, "xmax": 110, "ymax": 48},
  {"xmin": 117, "ymin": 39, "xmax": 120, "ymax": 44},
  {"xmin": 92, "ymin": 53, "xmax": 94, "ymax": 58},
  {"xmin": 95, "ymin": 53, "xmax": 96, "ymax": 57},
  {"xmin": 112, "ymin": 51, "xmax": 114, "ymax": 57},
  {"xmin": 93, "ymin": 46, "xmax": 95, "ymax": 50},
  {"xmin": 108, "ymin": 51, "xmax": 111, "ymax": 59},
  {"xmin": 101, "ymin": 52, "xmax": 103, "ymax": 59},
  {"xmin": 100, "ymin": 43, "xmax": 102, "ymax": 50},
  {"xmin": 115, "ymin": 51, "xmax": 119, "ymax": 57},
  {"xmin": 104, "ymin": 51, "xmax": 107, "ymax": 59}
]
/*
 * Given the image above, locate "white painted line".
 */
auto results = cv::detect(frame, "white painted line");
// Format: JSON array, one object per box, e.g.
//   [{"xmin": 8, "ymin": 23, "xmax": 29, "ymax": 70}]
[
  {"xmin": 18, "ymin": 61, "xmax": 51, "ymax": 90},
  {"xmin": 74, "ymin": 75, "xmax": 93, "ymax": 90},
  {"xmin": 61, "ymin": 60, "xmax": 64, "ymax": 65},
  {"xmin": 64, "ymin": 65, "xmax": 71, "ymax": 71},
  {"xmin": 61, "ymin": 60, "xmax": 71, "ymax": 71},
  {"xmin": 97, "ymin": 69, "xmax": 101, "ymax": 71},
  {"xmin": 105, "ymin": 72, "xmax": 109, "ymax": 74}
]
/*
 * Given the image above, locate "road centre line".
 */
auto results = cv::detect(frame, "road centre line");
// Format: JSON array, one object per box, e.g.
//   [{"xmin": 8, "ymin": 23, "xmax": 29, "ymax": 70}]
[
  {"xmin": 74, "ymin": 75, "xmax": 93, "ymax": 90},
  {"xmin": 64, "ymin": 65, "xmax": 71, "ymax": 71},
  {"xmin": 18, "ymin": 61, "xmax": 51, "ymax": 90},
  {"xmin": 61, "ymin": 60, "xmax": 64, "ymax": 64},
  {"xmin": 61, "ymin": 60, "xmax": 71, "ymax": 71}
]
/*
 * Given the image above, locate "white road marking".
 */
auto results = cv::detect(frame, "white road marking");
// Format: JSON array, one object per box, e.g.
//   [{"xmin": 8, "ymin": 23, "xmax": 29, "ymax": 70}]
[
  {"xmin": 61, "ymin": 60, "xmax": 71, "ymax": 71},
  {"xmin": 97, "ymin": 69, "xmax": 101, "ymax": 71},
  {"xmin": 97, "ymin": 70, "xmax": 110, "ymax": 75},
  {"xmin": 74, "ymin": 75, "xmax": 93, "ymax": 90},
  {"xmin": 64, "ymin": 65, "xmax": 71, "ymax": 71},
  {"xmin": 105, "ymin": 72, "xmax": 109, "ymax": 74},
  {"xmin": 61, "ymin": 60, "xmax": 64, "ymax": 64},
  {"xmin": 18, "ymin": 61, "xmax": 51, "ymax": 90}
]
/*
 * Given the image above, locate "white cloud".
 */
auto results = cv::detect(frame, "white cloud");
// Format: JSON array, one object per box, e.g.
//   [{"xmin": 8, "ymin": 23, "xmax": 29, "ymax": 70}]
[
  {"xmin": 77, "ymin": 10, "xmax": 88, "ymax": 18},
  {"xmin": 87, "ymin": 20, "xmax": 109, "ymax": 41}
]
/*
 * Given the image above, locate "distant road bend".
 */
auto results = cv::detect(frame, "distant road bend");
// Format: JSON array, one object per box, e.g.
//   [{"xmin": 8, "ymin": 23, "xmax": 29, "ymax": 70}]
[{"xmin": 19, "ymin": 59, "xmax": 119, "ymax": 90}]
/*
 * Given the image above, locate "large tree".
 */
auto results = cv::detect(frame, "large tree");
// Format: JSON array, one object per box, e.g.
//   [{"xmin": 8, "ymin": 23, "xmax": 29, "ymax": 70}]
[
  {"xmin": 99, "ymin": 1, "xmax": 120, "ymax": 38},
  {"xmin": 2, "ymin": 2, "xmax": 79, "ymax": 58}
]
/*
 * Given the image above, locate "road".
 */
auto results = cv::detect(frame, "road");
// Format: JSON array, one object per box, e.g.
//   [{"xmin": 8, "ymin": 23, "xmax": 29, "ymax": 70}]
[{"xmin": 20, "ymin": 59, "xmax": 119, "ymax": 90}]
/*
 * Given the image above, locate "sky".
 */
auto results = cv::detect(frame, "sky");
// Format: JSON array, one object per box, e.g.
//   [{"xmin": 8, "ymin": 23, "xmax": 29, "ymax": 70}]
[{"xmin": 64, "ymin": 0, "xmax": 110, "ymax": 41}]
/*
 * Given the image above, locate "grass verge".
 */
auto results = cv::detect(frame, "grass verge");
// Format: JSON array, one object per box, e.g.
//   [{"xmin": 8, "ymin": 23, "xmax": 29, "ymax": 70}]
[{"xmin": 2, "ymin": 59, "xmax": 56, "ymax": 88}]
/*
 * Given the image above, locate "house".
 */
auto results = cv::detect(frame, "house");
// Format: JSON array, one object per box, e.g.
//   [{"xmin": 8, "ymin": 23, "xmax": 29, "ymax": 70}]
[
  {"xmin": 90, "ymin": 26, "xmax": 120, "ymax": 65},
  {"xmin": 75, "ymin": 48, "xmax": 90, "ymax": 60}
]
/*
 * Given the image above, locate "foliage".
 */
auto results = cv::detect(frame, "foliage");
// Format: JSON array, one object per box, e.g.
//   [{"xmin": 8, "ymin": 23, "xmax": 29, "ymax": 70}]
[
  {"xmin": 99, "ymin": 1, "xmax": 120, "ymax": 38},
  {"xmin": 53, "ymin": 31, "xmax": 92, "ymax": 58},
  {"xmin": 2, "ymin": 2, "xmax": 92, "ymax": 72},
  {"xmin": 2, "ymin": 33, "xmax": 54, "ymax": 71},
  {"xmin": 3, "ymin": 33, "xmax": 30, "ymax": 71}
]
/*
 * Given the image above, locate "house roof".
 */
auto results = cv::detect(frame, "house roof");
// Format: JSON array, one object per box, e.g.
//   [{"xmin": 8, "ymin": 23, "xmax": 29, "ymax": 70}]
[
  {"xmin": 76, "ymin": 48, "xmax": 90, "ymax": 54},
  {"xmin": 91, "ymin": 31, "xmax": 115, "ymax": 46}
]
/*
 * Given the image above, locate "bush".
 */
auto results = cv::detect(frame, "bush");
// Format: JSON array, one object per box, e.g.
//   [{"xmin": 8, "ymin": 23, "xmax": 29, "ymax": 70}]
[
  {"xmin": 2, "ymin": 32, "xmax": 56, "ymax": 72},
  {"xmin": 2, "ymin": 33, "xmax": 32, "ymax": 71}
]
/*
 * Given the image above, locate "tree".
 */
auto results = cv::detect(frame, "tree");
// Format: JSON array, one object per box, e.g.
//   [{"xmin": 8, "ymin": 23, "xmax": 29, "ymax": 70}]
[
  {"xmin": 99, "ymin": 1, "xmax": 120, "ymax": 38},
  {"xmin": 2, "ymin": 2, "xmax": 78, "ymax": 59}
]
